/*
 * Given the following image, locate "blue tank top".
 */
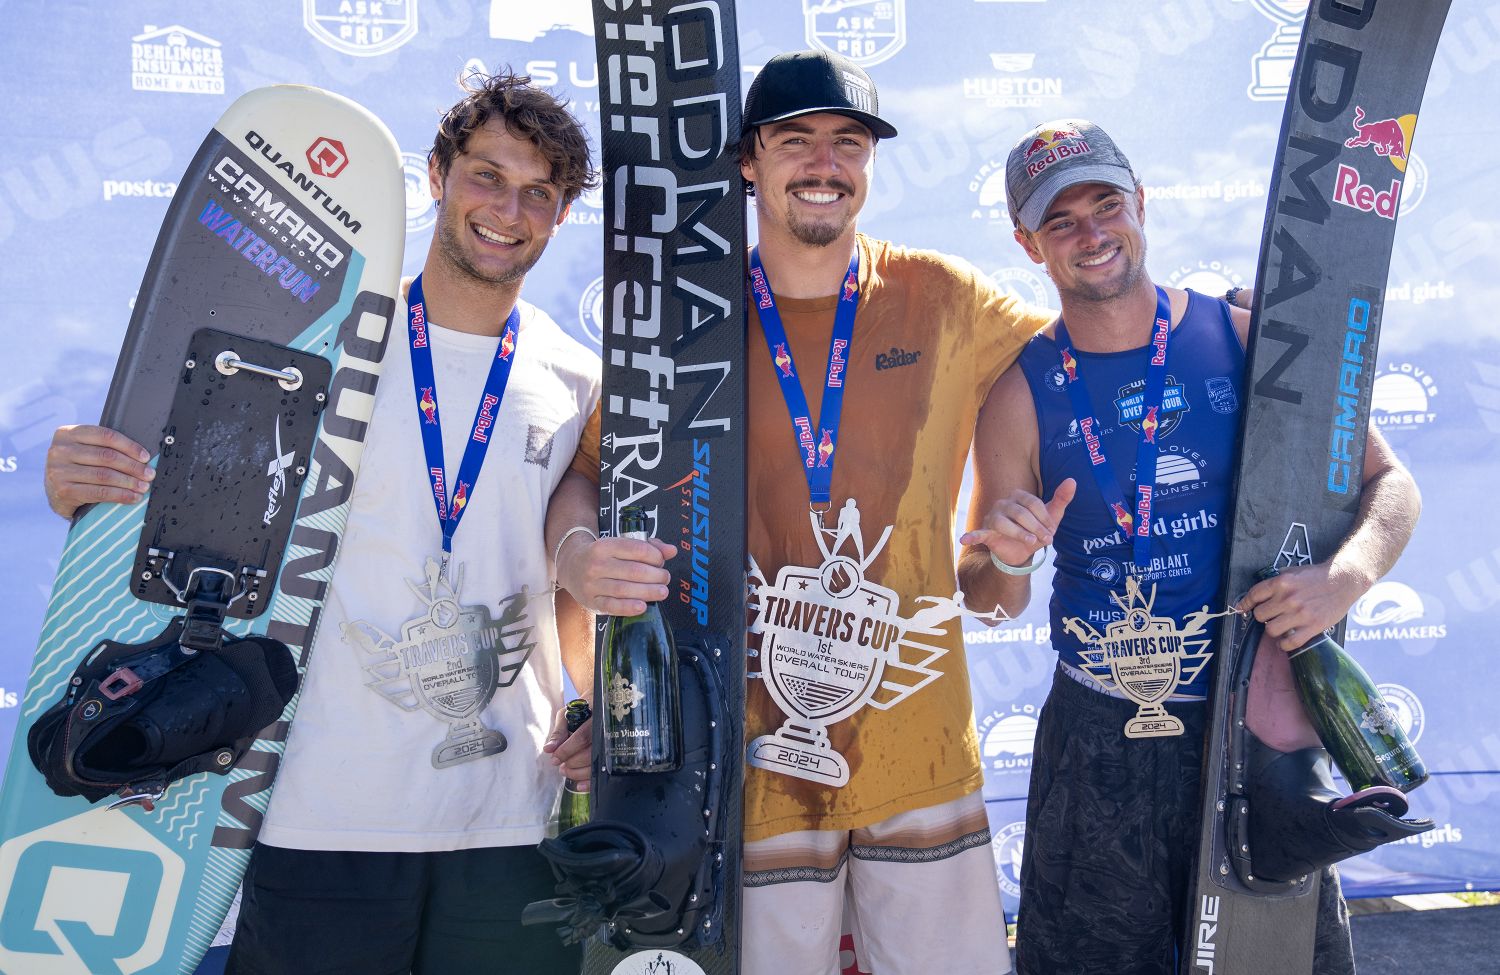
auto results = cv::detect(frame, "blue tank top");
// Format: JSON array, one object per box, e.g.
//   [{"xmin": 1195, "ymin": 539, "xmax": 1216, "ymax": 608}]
[{"xmin": 1019, "ymin": 290, "xmax": 1244, "ymax": 697}]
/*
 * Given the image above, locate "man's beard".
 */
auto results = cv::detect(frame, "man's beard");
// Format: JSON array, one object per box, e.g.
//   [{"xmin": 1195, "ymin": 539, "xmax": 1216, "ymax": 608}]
[
  {"xmin": 434, "ymin": 207, "xmax": 540, "ymax": 287},
  {"xmin": 783, "ymin": 179, "xmax": 856, "ymax": 247},
  {"xmin": 1055, "ymin": 240, "xmax": 1147, "ymax": 304}
]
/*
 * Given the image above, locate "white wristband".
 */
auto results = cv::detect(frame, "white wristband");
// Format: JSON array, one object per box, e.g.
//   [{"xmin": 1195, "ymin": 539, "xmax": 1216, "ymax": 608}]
[
  {"xmin": 990, "ymin": 547, "xmax": 1048, "ymax": 576},
  {"xmin": 553, "ymin": 525, "xmax": 598, "ymax": 576}
]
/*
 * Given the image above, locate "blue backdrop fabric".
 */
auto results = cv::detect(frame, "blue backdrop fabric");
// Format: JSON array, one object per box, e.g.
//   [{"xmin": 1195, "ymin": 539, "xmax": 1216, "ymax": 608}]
[{"xmin": 1, "ymin": 0, "xmax": 1497, "ymax": 920}]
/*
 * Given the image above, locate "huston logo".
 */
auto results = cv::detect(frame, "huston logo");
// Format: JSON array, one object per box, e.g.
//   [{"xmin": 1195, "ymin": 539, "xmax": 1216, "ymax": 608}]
[{"xmin": 306, "ymin": 137, "xmax": 349, "ymax": 178}]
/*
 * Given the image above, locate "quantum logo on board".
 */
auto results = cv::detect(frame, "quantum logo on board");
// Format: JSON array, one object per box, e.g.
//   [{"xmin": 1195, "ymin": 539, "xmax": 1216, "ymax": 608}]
[
  {"xmin": 130, "ymin": 24, "xmax": 224, "ymax": 95},
  {"xmin": 306, "ymin": 138, "xmax": 349, "ymax": 179},
  {"xmin": 0, "ymin": 812, "xmax": 185, "ymax": 974},
  {"xmin": 303, "ymin": 0, "xmax": 418, "ymax": 57}
]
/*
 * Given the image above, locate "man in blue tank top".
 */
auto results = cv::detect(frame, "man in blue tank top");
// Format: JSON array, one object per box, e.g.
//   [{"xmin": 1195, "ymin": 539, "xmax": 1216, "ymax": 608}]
[{"xmin": 956, "ymin": 119, "xmax": 1420, "ymax": 975}]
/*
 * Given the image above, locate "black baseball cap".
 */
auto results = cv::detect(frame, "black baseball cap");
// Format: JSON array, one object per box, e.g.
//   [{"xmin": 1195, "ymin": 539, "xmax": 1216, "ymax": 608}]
[{"xmin": 742, "ymin": 50, "xmax": 898, "ymax": 140}]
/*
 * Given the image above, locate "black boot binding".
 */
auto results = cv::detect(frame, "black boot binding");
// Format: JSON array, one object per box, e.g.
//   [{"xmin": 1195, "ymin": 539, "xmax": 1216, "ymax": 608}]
[
  {"xmin": 28, "ymin": 570, "xmax": 297, "ymax": 809},
  {"xmin": 1224, "ymin": 612, "xmax": 1432, "ymax": 891},
  {"xmin": 524, "ymin": 629, "xmax": 733, "ymax": 950}
]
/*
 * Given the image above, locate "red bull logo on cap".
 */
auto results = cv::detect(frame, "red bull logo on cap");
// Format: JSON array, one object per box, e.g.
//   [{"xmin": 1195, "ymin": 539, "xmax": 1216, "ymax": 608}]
[
  {"xmin": 1023, "ymin": 128, "xmax": 1090, "ymax": 179},
  {"xmin": 1344, "ymin": 107, "xmax": 1416, "ymax": 172}
]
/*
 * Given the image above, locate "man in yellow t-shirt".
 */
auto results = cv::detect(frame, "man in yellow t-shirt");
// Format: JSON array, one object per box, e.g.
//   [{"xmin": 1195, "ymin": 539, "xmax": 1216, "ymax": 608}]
[{"xmin": 553, "ymin": 51, "xmax": 1050, "ymax": 974}]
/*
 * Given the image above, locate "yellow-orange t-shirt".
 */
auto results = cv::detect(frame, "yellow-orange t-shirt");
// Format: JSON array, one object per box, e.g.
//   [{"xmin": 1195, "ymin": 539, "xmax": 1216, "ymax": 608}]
[{"xmin": 743, "ymin": 234, "xmax": 1051, "ymax": 841}]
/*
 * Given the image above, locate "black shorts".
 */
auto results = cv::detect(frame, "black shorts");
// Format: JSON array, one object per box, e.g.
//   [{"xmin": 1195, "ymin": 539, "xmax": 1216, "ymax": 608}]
[
  {"xmin": 225, "ymin": 842, "xmax": 580, "ymax": 975},
  {"xmin": 1014, "ymin": 668, "xmax": 1354, "ymax": 975}
]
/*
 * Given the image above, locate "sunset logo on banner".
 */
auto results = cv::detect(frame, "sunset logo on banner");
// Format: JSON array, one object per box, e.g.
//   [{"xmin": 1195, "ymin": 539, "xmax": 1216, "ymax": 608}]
[
  {"xmin": 488, "ymin": 0, "xmax": 593, "ymax": 41},
  {"xmin": 979, "ymin": 709, "xmax": 1037, "ymax": 773},
  {"xmin": 402, "ymin": 152, "xmax": 436, "ymax": 234},
  {"xmin": 303, "ymin": 0, "xmax": 418, "ymax": 57},
  {"xmin": 1372, "ymin": 362, "xmax": 1439, "ymax": 429},
  {"xmin": 130, "ymin": 25, "xmax": 224, "ymax": 95},
  {"xmin": 804, "ymin": 0, "xmax": 906, "ymax": 67}
]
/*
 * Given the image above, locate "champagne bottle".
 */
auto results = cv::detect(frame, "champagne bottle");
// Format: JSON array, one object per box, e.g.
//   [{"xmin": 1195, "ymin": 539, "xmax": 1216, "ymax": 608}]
[
  {"xmin": 545, "ymin": 698, "xmax": 592, "ymax": 837},
  {"xmin": 601, "ymin": 506, "xmax": 682, "ymax": 774},
  {"xmin": 1289, "ymin": 632, "xmax": 1428, "ymax": 792}
]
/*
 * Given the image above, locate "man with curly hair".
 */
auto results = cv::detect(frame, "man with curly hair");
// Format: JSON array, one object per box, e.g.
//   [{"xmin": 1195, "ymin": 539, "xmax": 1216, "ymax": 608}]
[{"xmin": 43, "ymin": 71, "xmax": 617, "ymax": 973}]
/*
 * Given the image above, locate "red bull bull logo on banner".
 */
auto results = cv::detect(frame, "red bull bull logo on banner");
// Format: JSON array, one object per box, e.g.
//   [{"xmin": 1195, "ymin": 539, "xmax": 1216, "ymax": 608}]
[
  {"xmin": 1344, "ymin": 106, "xmax": 1416, "ymax": 172},
  {"xmin": 1022, "ymin": 128, "xmax": 1089, "ymax": 179}
]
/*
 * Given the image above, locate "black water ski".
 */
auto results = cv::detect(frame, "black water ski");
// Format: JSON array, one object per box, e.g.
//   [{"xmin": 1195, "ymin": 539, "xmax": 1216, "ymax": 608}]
[
  {"xmin": 1183, "ymin": 2, "xmax": 1452, "ymax": 972},
  {"xmin": 580, "ymin": 2, "xmax": 748, "ymax": 973}
]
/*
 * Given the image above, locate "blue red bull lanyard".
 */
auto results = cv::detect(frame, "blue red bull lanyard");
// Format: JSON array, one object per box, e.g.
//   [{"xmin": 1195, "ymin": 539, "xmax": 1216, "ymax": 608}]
[
  {"xmin": 750, "ymin": 246, "xmax": 859, "ymax": 511},
  {"xmin": 406, "ymin": 273, "xmax": 521, "ymax": 571},
  {"xmin": 1053, "ymin": 285, "xmax": 1172, "ymax": 571}
]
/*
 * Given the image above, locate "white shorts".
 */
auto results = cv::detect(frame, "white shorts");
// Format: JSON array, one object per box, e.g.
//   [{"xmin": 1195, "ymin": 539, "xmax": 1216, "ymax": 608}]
[{"xmin": 741, "ymin": 790, "xmax": 1011, "ymax": 975}]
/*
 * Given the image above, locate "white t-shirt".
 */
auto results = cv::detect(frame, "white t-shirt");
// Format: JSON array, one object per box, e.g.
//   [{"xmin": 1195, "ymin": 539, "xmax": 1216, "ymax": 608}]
[{"xmin": 261, "ymin": 299, "xmax": 600, "ymax": 852}]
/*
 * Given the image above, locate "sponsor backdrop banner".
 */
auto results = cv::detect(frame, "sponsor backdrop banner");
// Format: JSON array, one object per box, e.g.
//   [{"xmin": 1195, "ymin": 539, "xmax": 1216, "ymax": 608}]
[{"xmin": 1, "ymin": 0, "xmax": 1495, "ymax": 917}]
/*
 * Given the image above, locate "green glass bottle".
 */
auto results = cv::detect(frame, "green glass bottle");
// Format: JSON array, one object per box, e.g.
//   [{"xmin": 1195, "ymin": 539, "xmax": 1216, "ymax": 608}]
[
  {"xmin": 1289, "ymin": 633, "xmax": 1428, "ymax": 792},
  {"xmin": 601, "ymin": 506, "xmax": 682, "ymax": 774},
  {"xmin": 546, "ymin": 698, "xmax": 593, "ymax": 837}
]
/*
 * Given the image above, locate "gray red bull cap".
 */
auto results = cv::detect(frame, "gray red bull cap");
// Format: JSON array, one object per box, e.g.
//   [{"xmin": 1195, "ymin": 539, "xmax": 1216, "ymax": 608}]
[
  {"xmin": 1005, "ymin": 118, "xmax": 1137, "ymax": 231},
  {"xmin": 742, "ymin": 50, "xmax": 898, "ymax": 140}
]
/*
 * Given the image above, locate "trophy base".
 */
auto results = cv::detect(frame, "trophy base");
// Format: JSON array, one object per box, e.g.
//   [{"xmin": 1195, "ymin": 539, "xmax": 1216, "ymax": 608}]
[
  {"xmin": 433, "ymin": 727, "xmax": 507, "ymax": 769},
  {"xmin": 749, "ymin": 728, "xmax": 849, "ymax": 786},
  {"xmin": 1124, "ymin": 711, "xmax": 1184, "ymax": 739}
]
